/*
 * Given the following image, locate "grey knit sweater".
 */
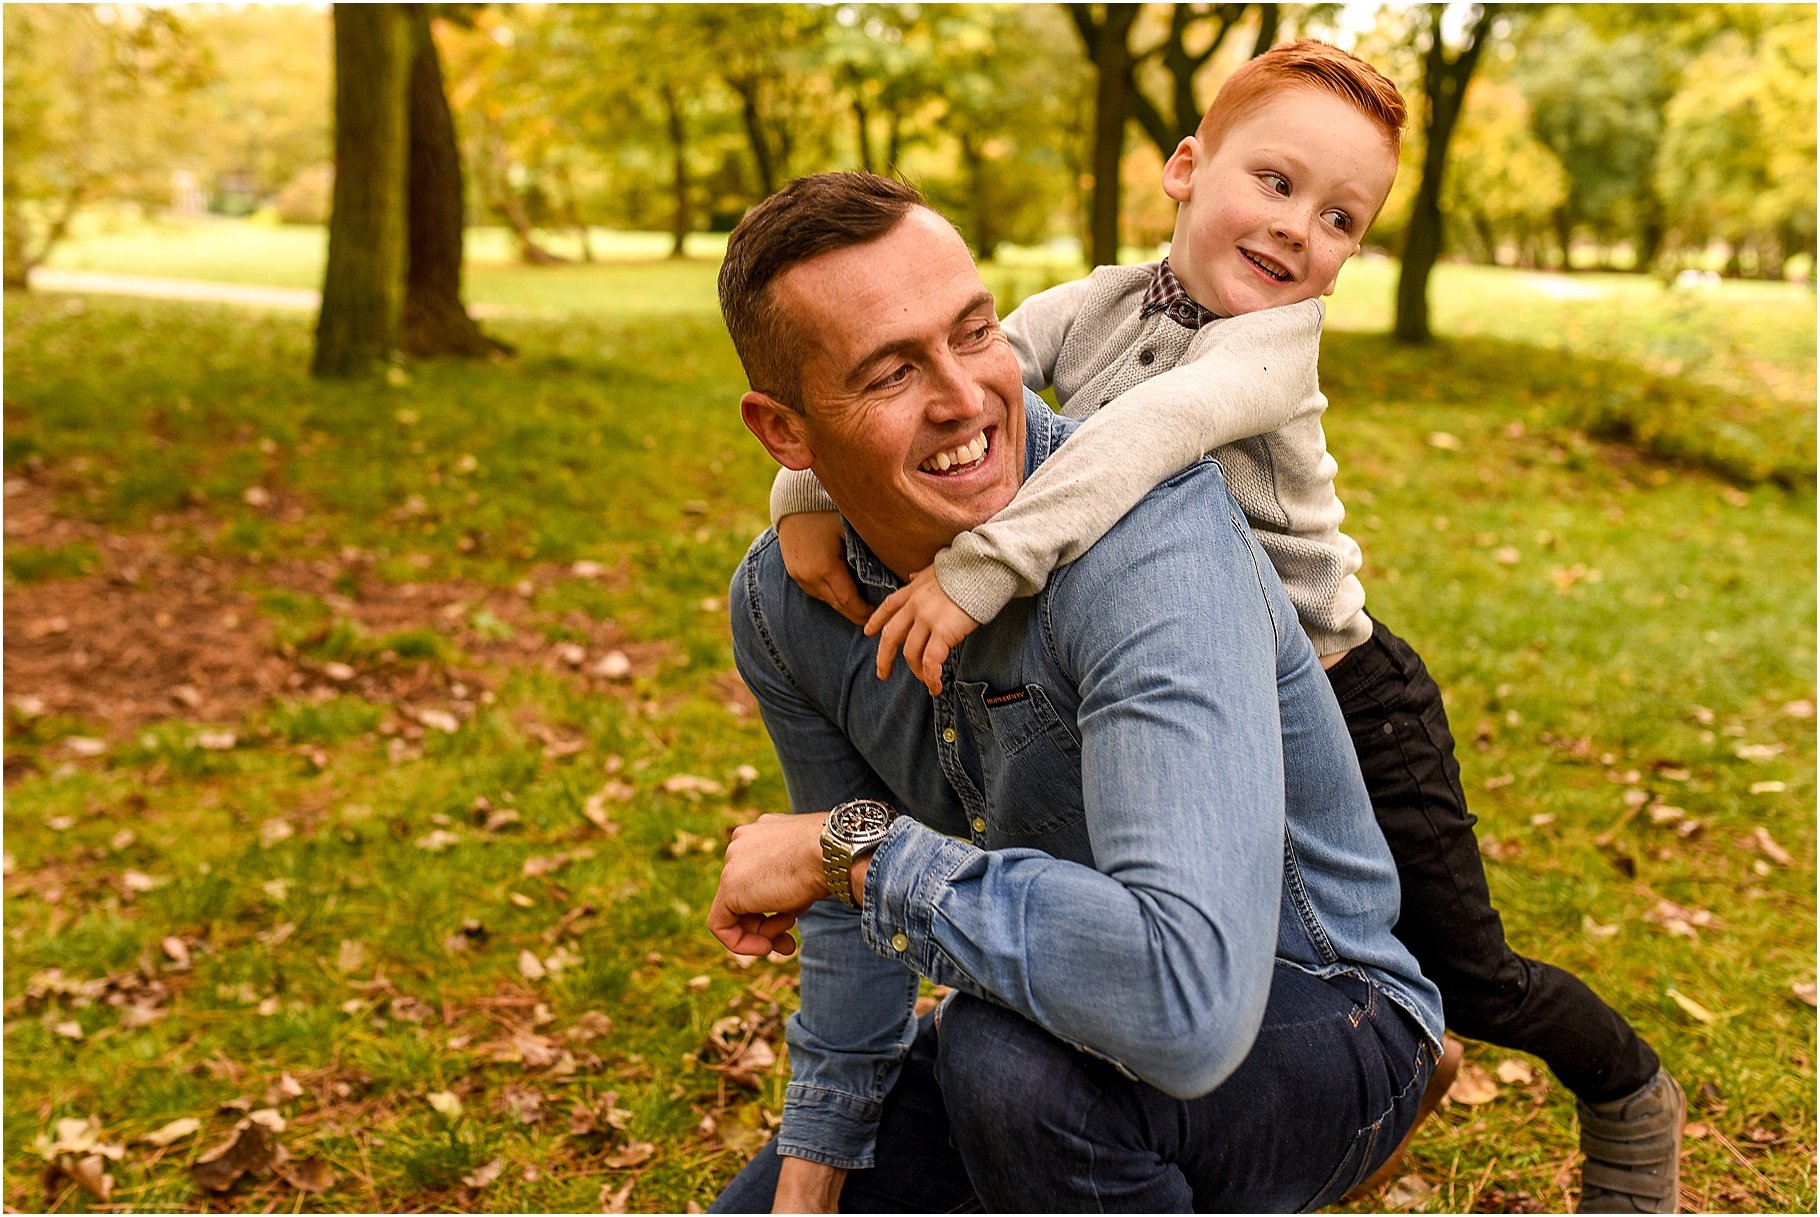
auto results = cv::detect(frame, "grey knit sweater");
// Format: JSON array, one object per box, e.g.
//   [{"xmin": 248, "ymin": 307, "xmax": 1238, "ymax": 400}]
[{"xmin": 768, "ymin": 261, "xmax": 1370, "ymax": 656}]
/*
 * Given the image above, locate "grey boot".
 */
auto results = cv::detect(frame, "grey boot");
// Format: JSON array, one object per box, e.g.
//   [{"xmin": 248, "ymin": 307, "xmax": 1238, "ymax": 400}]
[{"xmin": 1576, "ymin": 1067, "xmax": 1686, "ymax": 1213}]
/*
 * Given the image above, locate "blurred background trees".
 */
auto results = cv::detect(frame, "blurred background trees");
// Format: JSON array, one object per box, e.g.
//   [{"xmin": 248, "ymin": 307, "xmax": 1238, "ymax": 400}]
[{"xmin": 5, "ymin": 2, "xmax": 1814, "ymax": 355}]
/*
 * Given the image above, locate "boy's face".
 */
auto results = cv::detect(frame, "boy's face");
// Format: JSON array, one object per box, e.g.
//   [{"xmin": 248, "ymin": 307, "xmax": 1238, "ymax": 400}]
[{"xmin": 1161, "ymin": 88, "xmax": 1398, "ymax": 318}]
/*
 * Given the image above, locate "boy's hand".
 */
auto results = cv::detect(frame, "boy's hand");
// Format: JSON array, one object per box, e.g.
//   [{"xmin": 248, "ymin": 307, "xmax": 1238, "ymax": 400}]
[
  {"xmin": 865, "ymin": 566, "xmax": 982, "ymax": 697},
  {"xmin": 778, "ymin": 512, "xmax": 869, "ymax": 626}
]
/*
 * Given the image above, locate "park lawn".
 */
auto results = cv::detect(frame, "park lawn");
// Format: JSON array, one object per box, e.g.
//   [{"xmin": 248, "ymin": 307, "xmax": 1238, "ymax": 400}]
[{"xmin": 3, "ymin": 255, "xmax": 1814, "ymax": 1213}]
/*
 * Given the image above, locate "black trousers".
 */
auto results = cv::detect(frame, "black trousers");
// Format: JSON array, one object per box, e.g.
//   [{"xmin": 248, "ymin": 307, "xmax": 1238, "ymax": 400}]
[{"xmin": 1326, "ymin": 619, "xmax": 1660, "ymax": 1104}]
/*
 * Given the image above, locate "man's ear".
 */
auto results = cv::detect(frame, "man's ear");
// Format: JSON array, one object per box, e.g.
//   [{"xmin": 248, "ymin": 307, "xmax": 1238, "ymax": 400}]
[
  {"xmin": 741, "ymin": 391, "xmax": 815, "ymax": 471},
  {"xmin": 1161, "ymin": 136, "xmax": 1200, "ymax": 204}
]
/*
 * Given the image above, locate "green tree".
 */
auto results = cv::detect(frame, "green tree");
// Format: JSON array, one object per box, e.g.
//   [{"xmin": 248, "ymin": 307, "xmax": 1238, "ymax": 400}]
[
  {"xmin": 1394, "ymin": 2, "xmax": 1502, "ymax": 344},
  {"xmin": 1656, "ymin": 10, "xmax": 1816, "ymax": 278},
  {"xmin": 2, "ymin": 4, "xmax": 207, "ymax": 287},
  {"xmin": 1441, "ymin": 77, "xmax": 1568, "ymax": 266}
]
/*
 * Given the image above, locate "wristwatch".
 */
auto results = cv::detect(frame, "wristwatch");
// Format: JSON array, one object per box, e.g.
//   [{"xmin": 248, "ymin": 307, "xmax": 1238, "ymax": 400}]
[{"xmin": 820, "ymin": 799, "xmax": 898, "ymax": 907}]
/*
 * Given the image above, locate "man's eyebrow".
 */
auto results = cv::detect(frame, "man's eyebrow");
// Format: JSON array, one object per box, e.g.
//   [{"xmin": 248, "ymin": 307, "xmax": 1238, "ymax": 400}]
[{"xmin": 844, "ymin": 290, "xmax": 998, "ymax": 389}]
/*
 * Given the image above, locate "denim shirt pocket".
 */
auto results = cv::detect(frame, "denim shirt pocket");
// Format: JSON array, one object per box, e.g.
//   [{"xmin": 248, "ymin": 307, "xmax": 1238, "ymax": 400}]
[{"xmin": 955, "ymin": 681, "xmax": 1092, "ymax": 862}]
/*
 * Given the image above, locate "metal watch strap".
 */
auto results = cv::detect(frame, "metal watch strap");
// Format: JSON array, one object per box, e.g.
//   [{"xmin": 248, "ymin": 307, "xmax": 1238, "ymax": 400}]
[{"xmin": 820, "ymin": 799, "xmax": 896, "ymax": 907}]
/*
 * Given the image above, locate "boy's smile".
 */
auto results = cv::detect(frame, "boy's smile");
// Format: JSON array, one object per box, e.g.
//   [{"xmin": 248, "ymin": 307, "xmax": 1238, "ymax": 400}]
[{"xmin": 1160, "ymin": 89, "xmax": 1399, "ymax": 318}]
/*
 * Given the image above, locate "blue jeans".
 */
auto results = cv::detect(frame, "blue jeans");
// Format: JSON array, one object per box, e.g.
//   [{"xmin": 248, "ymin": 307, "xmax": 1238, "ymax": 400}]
[{"xmin": 709, "ymin": 964, "xmax": 1435, "ymax": 1213}]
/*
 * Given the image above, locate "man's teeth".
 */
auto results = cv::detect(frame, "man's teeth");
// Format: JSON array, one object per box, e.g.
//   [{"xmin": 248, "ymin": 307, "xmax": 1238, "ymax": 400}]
[
  {"xmin": 1244, "ymin": 250, "xmax": 1290, "ymax": 281},
  {"xmin": 921, "ymin": 432, "xmax": 989, "ymax": 473}
]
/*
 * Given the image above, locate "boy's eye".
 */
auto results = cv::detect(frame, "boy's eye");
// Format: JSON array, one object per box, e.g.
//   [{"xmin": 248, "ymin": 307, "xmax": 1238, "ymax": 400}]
[
  {"xmin": 1323, "ymin": 209, "xmax": 1352, "ymax": 232},
  {"xmin": 1262, "ymin": 173, "xmax": 1290, "ymax": 196}
]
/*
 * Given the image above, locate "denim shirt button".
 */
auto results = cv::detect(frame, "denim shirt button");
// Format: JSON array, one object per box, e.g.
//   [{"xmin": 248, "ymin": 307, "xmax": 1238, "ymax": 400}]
[
  {"xmin": 941, "ymin": 727, "xmax": 957, "ymax": 744},
  {"xmin": 971, "ymin": 816, "xmax": 987, "ymax": 833},
  {"xmin": 890, "ymin": 932, "xmax": 909, "ymax": 953}
]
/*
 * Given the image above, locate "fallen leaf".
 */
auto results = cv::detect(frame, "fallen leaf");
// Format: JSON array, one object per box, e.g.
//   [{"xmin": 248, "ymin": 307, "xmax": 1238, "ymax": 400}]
[
  {"xmin": 141, "ymin": 1117, "xmax": 201, "ymax": 1147},
  {"xmin": 427, "ymin": 1091, "xmax": 464, "ymax": 1120},
  {"xmin": 555, "ymin": 642, "xmax": 587, "ymax": 667},
  {"xmin": 1382, "ymin": 1174, "xmax": 1435, "ymax": 1208},
  {"xmin": 591, "ymin": 650, "xmax": 632, "ymax": 680},
  {"xmin": 247, "ymin": 1108, "xmax": 287, "ymax": 1132},
  {"xmin": 571, "ymin": 560, "xmax": 608, "ymax": 579},
  {"xmin": 1427, "ymin": 431, "xmax": 1463, "ymax": 451},
  {"xmin": 462, "ymin": 1157, "xmax": 505, "ymax": 1189},
  {"xmin": 195, "ymin": 731, "xmax": 238, "ymax": 751},
  {"xmin": 418, "ymin": 708, "xmax": 461, "ymax": 733},
  {"xmin": 1645, "ymin": 898, "xmax": 1719, "ymax": 939},
  {"xmin": 601, "ymin": 1178, "xmax": 636, "ymax": 1212},
  {"xmin": 65, "ymin": 736, "xmax": 107, "ymax": 757},
  {"xmin": 518, "ymin": 950, "xmax": 547, "ymax": 980},
  {"xmin": 1666, "ymin": 988, "xmax": 1718, "ymax": 1025},
  {"xmin": 662, "ymin": 774, "xmax": 724, "ymax": 797},
  {"xmin": 1748, "ymin": 827, "xmax": 1793, "ymax": 867},
  {"xmin": 581, "ymin": 789, "xmax": 623, "ymax": 834},
  {"xmin": 336, "ymin": 941, "xmax": 368, "ymax": 974},
  {"xmin": 565, "ymin": 1011, "xmax": 614, "ymax": 1041},
  {"xmin": 1582, "ymin": 916, "xmax": 1620, "ymax": 940},
  {"xmin": 415, "ymin": 829, "xmax": 461, "ymax": 852},
  {"xmin": 1495, "ymin": 1059, "xmax": 1536, "ymax": 1085},
  {"xmin": 686, "ymin": 975, "xmax": 712, "ymax": 991},
  {"xmin": 1493, "ymin": 546, "xmax": 1521, "ymax": 566},
  {"xmin": 1791, "ymin": 981, "xmax": 1816, "ymax": 1007},
  {"xmin": 192, "ymin": 1121, "xmax": 275, "ymax": 1192},
  {"xmin": 501, "ymin": 1086, "xmax": 545, "ymax": 1124},
  {"xmin": 605, "ymin": 1140, "xmax": 657, "ymax": 1169},
  {"xmin": 1685, "ymin": 1121, "xmax": 1711, "ymax": 1140},
  {"xmin": 53, "ymin": 1019, "xmax": 84, "ymax": 1040},
  {"xmin": 1750, "ymin": 780, "xmax": 1786, "ymax": 794},
  {"xmin": 1447, "ymin": 1062, "xmax": 1501, "ymax": 1105},
  {"xmin": 1781, "ymin": 700, "xmax": 1814, "ymax": 718},
  {"xmin": 1733, "ymin": 742, "xmax": 1784, "ymax": 762},
  {"xmin": 64, "ymin": 1154, "xmax": 112, "ymax": 1201},
  {"xmin": 272, "ymin": 1156, "xmax": 337, "ymax": 1193}
]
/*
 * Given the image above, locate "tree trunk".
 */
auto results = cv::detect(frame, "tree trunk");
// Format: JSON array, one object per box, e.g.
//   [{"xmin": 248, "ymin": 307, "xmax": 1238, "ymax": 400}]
[
  {"xmin": 1071, "ymin": 4, "xmax": 1139, "ymax": 267},
  {"xmin": 314, "ymin": 4, "xmax": 412, "ymax": 378},
  {"xmin": 732, "ymin": 76, "xmax": 776, "ymax": 196},
  {"xmin": 1394, "ymin": 3, "xmax": 1498, "ymax": 344},
  {"xmin": 662, "ymin": 81, "xmax": 690, "ymax": 259},
  {"xmin": 1552, "ymin": 205, "xmax": 1574, "ymax": 271},
  {"xmin": 886, "ymin": 112, "xmax": 903, "ymax": 172},
  {"xmin": 477, "ymin": 129, "xmax": 566, "ymax": 266},
  {"xmin": 1471, "ymin": 209, "xmax": 1500, "ymax": 265},
  {"xmin": 401, "ymin": 9, "xmax": 507, "ymax": 360},
  {"xmin": 960, "ymin": 131, "xmax": 997, "ymax": 261},
  {"xmin": 853, "ymin": 96, "xmax": 873, "ymax": 173}
]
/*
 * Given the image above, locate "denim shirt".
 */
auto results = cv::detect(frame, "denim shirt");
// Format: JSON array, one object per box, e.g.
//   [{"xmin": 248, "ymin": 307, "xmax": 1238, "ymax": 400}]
[{"xmin": 729, "ymin": 390, "xmax": 1444, "ymax": 1171}]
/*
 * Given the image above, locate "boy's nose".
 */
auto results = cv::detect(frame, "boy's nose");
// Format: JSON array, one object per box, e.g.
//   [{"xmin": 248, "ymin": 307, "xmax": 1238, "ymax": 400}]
[{"xmin": 1272, "ymin": 220, "xmax": 1307, "ymax": 249}]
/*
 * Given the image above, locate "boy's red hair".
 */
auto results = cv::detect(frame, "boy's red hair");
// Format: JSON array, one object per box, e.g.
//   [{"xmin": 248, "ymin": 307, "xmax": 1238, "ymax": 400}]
[{"xmin": 1197, "ymin": 40, "xmax": 1405, "ymax": 157}]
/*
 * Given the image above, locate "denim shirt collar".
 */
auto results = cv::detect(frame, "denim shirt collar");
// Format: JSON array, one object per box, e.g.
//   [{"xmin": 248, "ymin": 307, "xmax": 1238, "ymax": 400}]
[{"xmin": 841, "ymin": 388, "xmax": 1064, "ymax": 596}]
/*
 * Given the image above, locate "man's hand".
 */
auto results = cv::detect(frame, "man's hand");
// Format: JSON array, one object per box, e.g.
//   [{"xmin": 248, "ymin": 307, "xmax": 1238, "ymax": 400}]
[
  {"xmin": 779, "ymin": 512, "xmax": 869, "ymax": 626},
  {"xmin": 865, "ymin": 565, "xmax": 983, "ymax": 697},
  {"xmin": 708, "ymin": 813, "xmax": 833, "ymax": 957}
]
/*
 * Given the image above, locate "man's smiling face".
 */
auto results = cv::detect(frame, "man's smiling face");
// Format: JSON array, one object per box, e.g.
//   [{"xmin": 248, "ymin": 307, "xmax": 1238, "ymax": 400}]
[{"xmin": 758, "ymin": 208, "xmax": 1026, "ymax": 577}]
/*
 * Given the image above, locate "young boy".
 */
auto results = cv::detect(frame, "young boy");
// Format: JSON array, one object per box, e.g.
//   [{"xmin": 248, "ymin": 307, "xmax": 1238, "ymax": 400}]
[{"xmin": 767, "ymin": 40, "xmax": 1683, "ymax": 1214}]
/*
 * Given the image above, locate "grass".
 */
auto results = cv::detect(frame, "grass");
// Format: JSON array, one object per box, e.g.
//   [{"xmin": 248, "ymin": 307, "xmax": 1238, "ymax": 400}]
[{"xmin": 4, "ymin": 222, "xmax": 1815, "ymax": 1213}]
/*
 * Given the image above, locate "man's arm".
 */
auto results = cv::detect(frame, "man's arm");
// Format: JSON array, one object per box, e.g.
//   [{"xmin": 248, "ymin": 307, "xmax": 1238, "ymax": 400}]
[
  {"xmin": 933, "ymin": 299, "xmax": 1325, "ymax": 625},
  {"xmin": 726, "ymin": 553, "xmax": 923, "ymax": 1176},
  {"xmin": 862, "ymin": 473, "xmax": 1297, "ymax": 1095}
]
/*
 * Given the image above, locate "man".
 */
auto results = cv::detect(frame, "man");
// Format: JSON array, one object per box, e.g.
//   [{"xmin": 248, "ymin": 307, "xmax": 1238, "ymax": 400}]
[{"xmin": 706, "ymin": 171, "xmax": 1444, "ymax": 1213}]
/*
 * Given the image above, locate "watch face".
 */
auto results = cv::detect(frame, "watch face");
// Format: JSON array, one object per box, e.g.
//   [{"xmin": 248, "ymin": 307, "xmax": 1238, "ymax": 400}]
[{"xmin": 831, "ymin": 800, "xmax": 894, "ymax": 838}]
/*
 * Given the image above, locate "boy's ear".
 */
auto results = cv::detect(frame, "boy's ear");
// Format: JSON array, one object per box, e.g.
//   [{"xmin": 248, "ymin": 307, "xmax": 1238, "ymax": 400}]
[
  {"xmin": 741, "ymin": 391, "xmax": 816, "ymax": 471},
  {"xmin": 1161, "ymin": 136, "xmax": 1200, "ymax": 204}
]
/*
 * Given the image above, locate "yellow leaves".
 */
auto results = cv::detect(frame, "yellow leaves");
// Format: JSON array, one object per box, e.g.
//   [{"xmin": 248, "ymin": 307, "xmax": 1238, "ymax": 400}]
[
  {"xmin": 1645, "ymin": 897, "xmax": 1721, "ymax": 938},
  {"xmin": 1667, "ymin": 988, "xmax": 1719, "ymax": 1026},
  {"xmin": 426, "ymin": 1090, "xmax": 465, "ymax": 1120}
]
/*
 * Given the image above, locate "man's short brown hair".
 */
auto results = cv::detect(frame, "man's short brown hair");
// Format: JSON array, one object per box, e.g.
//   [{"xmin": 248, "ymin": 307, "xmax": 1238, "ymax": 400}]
[
  {"xmin": 719, "ymin": 171, "xmax": 927, "ymax": 409},
  {"xmin": 1197, "ymin": 40, "xmax": 1406, "ymax": 158}
]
